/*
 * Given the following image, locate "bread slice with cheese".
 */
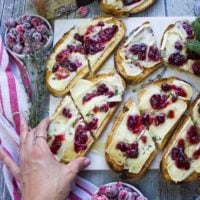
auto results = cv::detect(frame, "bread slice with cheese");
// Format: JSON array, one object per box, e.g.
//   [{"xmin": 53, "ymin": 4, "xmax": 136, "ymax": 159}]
[
  {"xmin": 47, "ymin": 95, "xmax": 94, "ymax": 163},
  {"xmin": 115, "ymin": 22, "xmax": 161, "ymax": 84},
  {"xmin": 105, "ymin": 99, "xmax": 157, "ymax": 180},
  {"xmin": 138, "ymin": 77, "xmax": 193, "ymax": 149},
  {"xmin": 100, "ymin": 0, "xmax": 157, "ymax": 17},
  {"xmin": 161, "ymin": 20, "xmax": 200, "ymax": 78},
  {"xmin": 161, "ymin": 95, "xmax": 200, "ymax": 184},
  {"xmin": 70, "ymin": 73, "xmax": 126, "ymax": 139},
  {"xmin": 46, "ymin": 16, "xmax": 126, "ymax": 97}
]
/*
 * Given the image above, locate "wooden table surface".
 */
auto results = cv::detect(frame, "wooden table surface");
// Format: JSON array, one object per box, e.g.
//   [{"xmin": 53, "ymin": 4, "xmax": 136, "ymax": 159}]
[{"xmin": 0, "ymin": 0, "xmax": 200, "ymax": 199}]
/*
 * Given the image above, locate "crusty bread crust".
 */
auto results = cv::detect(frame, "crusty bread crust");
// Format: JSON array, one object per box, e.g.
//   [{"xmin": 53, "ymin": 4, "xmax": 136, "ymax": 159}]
[
  {"xmin": 105, "ymin": 99, "xmax": 157, "ymax": 180},
  {"xmin": 100, "ymin": 0, "xmax": 157, "ymax": 17},
  {"xmin": 160, "ymin": 115, "xmax": 200, "ymax": 184},
  {"xmin": 115, "ymin": 21, "xmax": 162, "ymax": 84}
]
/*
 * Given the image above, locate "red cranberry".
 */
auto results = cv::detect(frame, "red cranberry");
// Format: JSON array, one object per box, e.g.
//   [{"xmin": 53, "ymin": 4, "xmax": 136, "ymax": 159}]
[
  {"xmin": 192, "ymin": 61, "xmax": 200, "ymax": 76},
  {"xmin": 150, "ymin": 94, "xmax": 169, "ymax": 109},
  {"xmin": 141, "ymin": 135, "xmax": 147, "ymax": 144},
  {"xmin": 193, "ymin": 148, "xmax": 200, "ymax": 160},
  {"xmin": 148, "ymin": 45, "xmax": 160, "ymax": 61},
  {"xmin": 171, "ymin": 85, "xmax": 187, "ymax": 97},
  {"xmin": 171, "ymin": 147, "xmax": 183, "ymax": 160},
  {"xmin": 127, "ymin": 115, "xmax": 144, "ymax": 134},
  {"xmin": 168, "ymin": 52, "xmax": 186, "ymax": 66},
  {"xmin": 87, "ymin": 118, "xmax": 98, "ymax": 130},
  {"xmin": 182, "ymin": 22, "xmax": 194, "ymax": 39},
  {"xmin": 108, "ymin": 102, "xmax": 118, "ymax": 108},
  {"xmin": 174, "ymin": 41, "xmax": 183, "ymax": 50},
  {"xmin": 129, "ymin": 43, "xmax": 147, "ymax": 61},
  {"xmin": 116, "ymin": 142, "xmax": 128, "ymax": 152},
  {"xmin": 100, "ymin": 104, "xmax": 109, "ymax": 112},
  {"xmin": 125, "ymin": 143, "xmax": 139, "ymax": 158},
  {"xmin": 50, "ymin": 134, "xmax": 65, "ymax": 154},
  {"xmin": 93, "ymin": 106, "xmax": 99, "ymax": 113},
  {"xmin": 186, "ymin": 126, "xmax": 200, "ymax": 144},
  {"xmin": 175, "ymin": 156, "xmax": 190, "ymax": 170},
  {"xmin": 177, "ymin": 139, "xmax": 185, "ymax": 149},
  {"xmin": 97, "ymin": 84, "xmax": 109, "ymax": 95},
  {"xmin": 161, "ymin": 83, "xmax": 171, "ymax": 92},
  {"xmin": 168, "ymin": 110, "xmax": 175, "ymax": 119},
  {"xmin": 83, "ymin": 92, "xmax": 97, "ymax": 104},
  {"xmin": 141, "ymin": 113, "xmax": 154, "ymax": 127},
  {"xmin": 155, "ymin": 113, "xmax": 165, "ymax": 126},
  {"xmin": 55, "ymin": 67, "xmax": 69, "ymax": 80},
  {"xmin": 171, "ymin": 95, "xmax": 178, "ymax": 102},
  {"xmin": 62, "ymin": 108, "xmax": 72, "ymax": 119},
  {"xmin": 122, "ymin": 0, "xmax": 142, "ymax": 6},
  {"xmin": 97, "ymin": 21, "xmax": 104, "ymax": 26},
  {"xmin": 62, "ymin": 59, "xmax": 78, "ymax": 72},
  {"xmin": 52, "ymin": 64, "xmax": 59, "ymax": 73}
]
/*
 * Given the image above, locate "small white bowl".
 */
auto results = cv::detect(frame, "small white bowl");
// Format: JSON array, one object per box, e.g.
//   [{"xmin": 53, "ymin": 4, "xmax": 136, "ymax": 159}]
[
  {"xmin": 4, "ymin": 15, "xmax": 53, "ymax": 60},
  {"xmin": 92, "ymin": 181, "xmax": 145, "ymax": 199}
]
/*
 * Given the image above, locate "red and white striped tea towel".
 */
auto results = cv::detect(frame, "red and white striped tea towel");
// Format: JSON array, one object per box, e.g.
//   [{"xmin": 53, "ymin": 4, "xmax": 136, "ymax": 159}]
[{"xmin": 0, "ymin": 35, "xmax": 97, "ymax": 200}]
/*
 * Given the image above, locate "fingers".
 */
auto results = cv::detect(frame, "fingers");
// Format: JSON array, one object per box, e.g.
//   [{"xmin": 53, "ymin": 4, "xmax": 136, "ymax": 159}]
[
  {"xmin": 65, "ymin": 157, "xmax": 91, "ymax": 181},
  {"xmin": 20, "ymin": 117, "xmax": 28, "ymax": 159},
  {"xmin": 25, "ymin": 128, "xmax": 35, "ymax": 153},
  {"xmin": 0, "ymin": 150, "xmax": 20, "ymax": 181}
]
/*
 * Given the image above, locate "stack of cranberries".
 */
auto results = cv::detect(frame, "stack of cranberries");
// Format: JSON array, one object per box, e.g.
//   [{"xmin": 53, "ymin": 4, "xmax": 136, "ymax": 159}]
[
  {"xmin": 92, "ymin": 182, "xmax": 147, "ymax": 200},
  {"xmin": 5, "ymin": 15, "xmax": 51, "ymax": 54}
]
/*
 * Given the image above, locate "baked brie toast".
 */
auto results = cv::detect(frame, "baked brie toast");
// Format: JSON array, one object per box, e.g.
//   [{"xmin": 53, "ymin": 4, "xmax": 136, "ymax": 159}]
[
  {"xmin": 115, "ymin": 22, "xmax": 161, "ymax": 84},
  {"xmin": 100, "ymin": 0, "xmax": 157, "ymax": 17},
  {"xmin": 70, "ymin": 73, "xmax": 126, "ymax": 139},
  {"xmin": 161, "ymin": 95, "xmax": 200, "ymax": 183},
  {"xmin": 138, "ymin": 77, "xmax": 193, "ymax": 149},
  {"xmin": 105, "ymin": 99, "xmax": 157, "ymax": 180},
  {"xmin": 161, "ymin": 20, "xmax": 200, "ymax": 77},
  {"xmin": 46, "ymin": 16, "xmax": 126, "ymax": 97},
  {"xmin": 48, "ymin": 95, "xmax": 94, "ymax": 163}
]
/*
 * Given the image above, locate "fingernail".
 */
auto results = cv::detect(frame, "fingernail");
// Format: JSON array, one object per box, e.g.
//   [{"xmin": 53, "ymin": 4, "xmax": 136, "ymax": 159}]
[{"xmin": 84, "ymin": 158, "xmax": 91, "ymax": 167}]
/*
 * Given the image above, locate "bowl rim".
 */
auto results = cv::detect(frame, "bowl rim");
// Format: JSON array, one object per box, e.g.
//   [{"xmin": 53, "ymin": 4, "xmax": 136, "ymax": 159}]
[
  {"xmin": 93, "ymin": 181, "xmax": 145, "ymax": 198},
  {"xmin": 4, "ymin": 14, "xmax": 53, "ymax": 59}
]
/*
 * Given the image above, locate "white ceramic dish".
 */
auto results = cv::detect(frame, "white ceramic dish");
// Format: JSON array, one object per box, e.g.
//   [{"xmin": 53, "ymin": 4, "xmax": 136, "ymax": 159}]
[{"xmin": 4, "ymin": 15, "xmax": 53, "ymax": 59}]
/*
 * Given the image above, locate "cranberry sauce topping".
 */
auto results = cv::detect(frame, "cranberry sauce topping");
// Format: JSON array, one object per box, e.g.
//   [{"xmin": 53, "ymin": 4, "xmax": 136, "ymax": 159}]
[
  {"xmin": 83, "ymin": 84, "xmax": 114, "ymax": 104},
  {"xmin": 74, "ymin": 124, "xmax": 89, "ymax": 153},
  {"xmin": 186, "ymin": 126, "xmax": 200, "ymax": 145},
  {"xmin": 54, "ymin": 67, "xmax": 70, "ymax": 80},
  {"xmin": 171, "ymin": 139, "xmax": 190, "ymax": 170},
  {"xmin": 161, "ymin": 83, "xmax": 187, "ymax": 98},
  {"xmin": 84, "ymin": 24, "xmax": 118, "ymax": 55},
  {"xmin": 155, "ymin": 113, "xmax": 165, "ymax": 126},
  {"xmin": 168, "ymin": 110, "xmax": 175, "ymax": 119},
  {"xmin": 193, "ymin": 148, "xmax": 200, "ymax": 160},
  {"xmin": 129, "ymin": 43, "xmax": 147, "ymax": 61},
  {"xmin": 182, "ymin": 22, "xmax": 194, "ymax": 39},
  {"xmin": 168, "ymin": 52, "xmax": 187, "ymax": 66},
  {"xmin": 150, "ymin": 94, "xmax": 169, "ymax": 110},
  {"xmin": 192, "ymin": 61, "xmax": 200, "ymax": 76},
  {"xmin": 122, "ymin": 0, "xmax": 142, "ymax": 6},
  {"xmin": 93, "ymin": 103, "xmax": 110, "ymax": 113},
  {"xmin": 148, "ymin": 45, "xmax": 161, "ymax": 61},
  {"xmin": 127, "ymin": 115, "xmax": 145, "ymax": 134},
  {"xmin": 116, "ymin": 142, "xmax": 139, "ymax": 159},
  {"xmin": 141, "ymin": 135, "xmax": 147, "ymax": 144},
  {"xmin": 62, "ymin": 108, "xmax": 72, "ymax": 119},
  {"xmin": 50, "ymin": 134, "xmax": 65, "ymax": 154},
  {"xmin": 141, "ymin": 113, "xmax": 154, "ymax": 127},
  {"xmin": 87, "ymin": 118, "xmax": 98, "ymax": 131}
]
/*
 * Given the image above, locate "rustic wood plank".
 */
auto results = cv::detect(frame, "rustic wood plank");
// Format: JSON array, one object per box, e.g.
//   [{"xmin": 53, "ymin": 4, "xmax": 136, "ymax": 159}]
[{"xmin": 166, "ymin": 0, "xmax": 196, "ymax": 16}]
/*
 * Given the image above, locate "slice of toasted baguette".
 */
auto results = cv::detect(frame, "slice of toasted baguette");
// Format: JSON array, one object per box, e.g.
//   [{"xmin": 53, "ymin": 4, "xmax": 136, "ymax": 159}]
[
  {"xmin": 190, "ymin": 94, "xmax": 200, "ymax": 127},
  {"xmin": 100, "ymin": 0, "xmax": 157, "ymax": 17},
  {"xmin": 160, "ymin": 115, "xmax": 200, "ymax": 184},
  {"xmin": 47, "ymin": 95, "xmax": 94, "ymax": 163},
  {"xmin": 115, "ymin": 21, "xmax": 161, "ymax": 84},
  {"xmin": 105, "ymin": 99, "xmax": 157, "ymax": 180},
  {"xmin": 138, "ymin": 77, "xmax": 192, "ymax": 150},
  {"xmin": 70, "ymin": 73, "xmax": 126, "ymax": 139}
]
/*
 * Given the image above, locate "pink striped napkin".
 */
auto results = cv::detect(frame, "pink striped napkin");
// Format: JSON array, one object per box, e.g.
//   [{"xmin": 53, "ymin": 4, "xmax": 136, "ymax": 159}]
[{"xmin": 0, "ymin": 35, "xmax": 97, "ymax": 200}]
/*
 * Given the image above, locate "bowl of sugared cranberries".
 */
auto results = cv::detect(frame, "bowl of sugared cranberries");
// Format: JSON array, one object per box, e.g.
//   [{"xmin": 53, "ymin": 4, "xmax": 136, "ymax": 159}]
[
  {"xmin": 92, "ymin": 182, "xmax": 147, "ymax": 200},
  {"xmin": 4, "ymin": 15, "xmax": 53, "ymax": 59}
]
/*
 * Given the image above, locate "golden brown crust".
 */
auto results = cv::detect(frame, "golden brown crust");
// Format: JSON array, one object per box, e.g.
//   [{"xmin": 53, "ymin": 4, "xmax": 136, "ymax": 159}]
[
  {"xmin": 100, "ymin": 0, "xmax": 157, "ymax": 17},
  {"xmin": 160, "ymin": 115, "xmax": 200, "ymax": 184},
  {"xmin": 115, "ymin": 21, "xmax": 162, "ymax": 84},
  {"xmin": 105, "ymin": 99, "xmax": 157, "ymax": 180}
]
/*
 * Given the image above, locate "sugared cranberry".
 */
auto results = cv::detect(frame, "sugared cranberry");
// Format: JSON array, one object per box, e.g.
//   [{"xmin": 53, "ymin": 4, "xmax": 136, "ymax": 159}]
[
  {"xmin": 186, "ymin": 126, "xmax": 200, "ymax": 144},
  {"xmin": 192, "ymin": 61, "xmax": 200, "ymax": 76},
  {"xmin": 155, "ymin": 113, "xmax": 165, "ymax": 126},
  {"xmin": 141, "ymin": 113, "xmax": 154, "ymax": 127},
  {"xmin": 125, "ymin": 143, "xmax": 139, "ymax": 158},
  {"xmin": 141, "ymin": 135, "xmax": 147, "ymax": 144},
  {"xmin": 116, "ymin": 142, "xmax": 128, "ymax": 152},
  {"xmin": 62, "ymin": 108, "xmax": 72, "ymax": 119},
  {"xmin": 50, "ymin": 134, "xmax": 65, "ymax": 154},
  {"xmin": 174, "ymin": 41, "xmax": 183, "ymax": 51},
  {"xmin": 182, "ymin": 22, "xmax": 194, "ymax": 39},
  {"xmin": 148, "ymin": 45, "xmax": 160, "ymax": 61},
  {"xmin": 127, "ymin": 115, "xmax": 144, "ymax": 134},
  {"xmin": 100, "ymin": 104, "xmax": 109, "ymax": 112},
  {"xmin": 150, "ymin": 94, "xmax": 169, "ymax": 109},
  {"xmin": 104, "ymin": 186, "xmax": 118, "ymax": 198},
  {"xmin": 122, "ymin": 0, "xmax": 142, "ymax": 6},
  {"xmin": 87, "ymin": 118, "xmax": 98, "ymax": 130},
  {"xmin": 168, "ymin": 52, "xmax": 186, "ymax": 66},
  {"xmin": 168, "ymin": 110, "xmax": 175, "ymax": 119},
  {"xmin": 129, "ymin": 43, "xmax": 147, "ymax": 61},
  {"xmin": 193, "ymin": 148, "xmax": 200, "ymax": 160},
  {"xmin": 161, "ymin": 83, "xmax": 171, "ymax": 92}
]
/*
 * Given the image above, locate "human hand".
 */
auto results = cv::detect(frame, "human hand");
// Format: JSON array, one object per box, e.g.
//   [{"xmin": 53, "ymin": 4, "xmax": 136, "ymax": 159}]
[{"xmin": 0, "ymin": 118, "xmax": 91, "ymax": 200}]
